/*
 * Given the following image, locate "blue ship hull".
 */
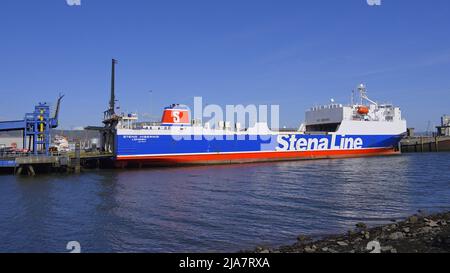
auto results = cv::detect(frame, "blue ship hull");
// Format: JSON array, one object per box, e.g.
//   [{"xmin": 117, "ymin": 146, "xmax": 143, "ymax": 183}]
[{"xmin": 115, "ymin": 133, "xmax": 403, "ymax": 165}]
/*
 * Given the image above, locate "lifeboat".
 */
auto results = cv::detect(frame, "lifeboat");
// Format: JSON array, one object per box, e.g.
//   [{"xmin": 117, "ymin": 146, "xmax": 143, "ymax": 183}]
[{"xmin": 357, "ymin": 106, "xmax": 369, "ymax": 115}]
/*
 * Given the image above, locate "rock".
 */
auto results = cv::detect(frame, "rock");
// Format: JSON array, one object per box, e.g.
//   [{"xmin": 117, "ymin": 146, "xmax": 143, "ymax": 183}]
[
  {"xmin": 255, "ymin": 246, "xmax": 263, "ymax": 252},
  {"xmin": 381, "ymin": 246, "xmax": 393, "ymax": 252},
  {"xmin": 389, "ymin": 232, "xmax": 405, "ymax": 240},
  {"xmin": 304, "ymin": 246, "xmax": 315, "ymax": 253},
  {"xmin": 427, "ymin": 220, "xmax": 439, "ymax": 228},
  {"xmin": 420, "ymin": 227, "xmax": 432, "ymax": 233},
  {"xmin": 433, "ymin": 235, "xmax": 450, "ymax": 251},
  {"xmin": 408, "ymin": 216, "xmax": 419, "ymax": 224},
  {"xmin": 249, "ymin": 212, "xmax": 450, "ymax": 254},
  {"xmin": 356, "ymin": 222, "xmax": 367, "ymax": 229},
  {"xmin": 297, "ymin": 235, "xmax": 311, "ymax": 242}
]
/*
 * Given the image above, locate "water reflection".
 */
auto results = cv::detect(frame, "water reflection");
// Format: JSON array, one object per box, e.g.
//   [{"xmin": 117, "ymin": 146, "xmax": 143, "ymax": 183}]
[{"xmin": 0, "ymin": 153, "xmax": 449, "ymax": 252}]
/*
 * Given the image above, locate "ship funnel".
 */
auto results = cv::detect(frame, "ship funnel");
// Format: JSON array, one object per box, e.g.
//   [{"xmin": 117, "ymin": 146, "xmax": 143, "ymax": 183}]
[{"xmin": 161, "ymin": 104, "xmax": 190, "ymax": 126}]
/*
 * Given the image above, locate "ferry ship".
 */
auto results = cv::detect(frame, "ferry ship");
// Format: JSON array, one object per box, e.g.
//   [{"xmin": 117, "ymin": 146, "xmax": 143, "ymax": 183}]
[{"xmin": 111, "ymin": 84, "xmax": 407, "ymax": 166}]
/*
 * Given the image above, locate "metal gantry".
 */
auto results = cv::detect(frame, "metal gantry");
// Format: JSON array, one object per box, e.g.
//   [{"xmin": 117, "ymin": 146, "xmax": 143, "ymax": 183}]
[
  {"xmin": 24, "ymin": 103, "xmax": 52, "ymax": 155},
  {"xmin": 0, "ymin": 96, "xmax": 63, "ymax": 156}
]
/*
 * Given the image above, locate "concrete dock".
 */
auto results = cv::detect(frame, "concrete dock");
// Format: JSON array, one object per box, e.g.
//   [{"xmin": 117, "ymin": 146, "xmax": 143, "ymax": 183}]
[
  {"xmin": 0, "ymin": 152, "xmax": 114, "ymax": 175},
  {"xmin": 400, "ymin": 136, "xmax": 450, "ymax": 153}
]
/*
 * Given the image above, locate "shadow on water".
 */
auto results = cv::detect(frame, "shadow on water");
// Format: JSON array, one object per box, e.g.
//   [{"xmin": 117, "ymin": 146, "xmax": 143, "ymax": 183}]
[{"xmin": 0, "ymin": 153, "xmax": 449, "ymax": 252}]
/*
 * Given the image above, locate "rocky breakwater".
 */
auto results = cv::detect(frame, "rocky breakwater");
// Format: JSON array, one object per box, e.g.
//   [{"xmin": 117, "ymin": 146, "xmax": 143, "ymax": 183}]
[{"xmin": 252, "ymin": 211, "xmax": 450, "ymax": 253}]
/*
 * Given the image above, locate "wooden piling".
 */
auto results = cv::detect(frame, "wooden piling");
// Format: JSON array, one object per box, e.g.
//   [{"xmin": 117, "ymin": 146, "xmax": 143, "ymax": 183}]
[
  {"xmin": 74, "ymin": 141, "xmax": 81, "ymax": 174},
  {"xmin": 435, "ymin": 136, "xmax": 439, "ymax": 152},
  {"xmin": 27, "ymin": 165, "xmax": 35, "ymax": 176}
]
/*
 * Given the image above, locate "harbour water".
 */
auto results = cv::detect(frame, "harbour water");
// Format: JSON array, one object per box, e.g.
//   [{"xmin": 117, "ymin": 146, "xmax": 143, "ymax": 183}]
[{"xmin": 0, "ymin": 153, "xmax": 449, "ymax": 253}]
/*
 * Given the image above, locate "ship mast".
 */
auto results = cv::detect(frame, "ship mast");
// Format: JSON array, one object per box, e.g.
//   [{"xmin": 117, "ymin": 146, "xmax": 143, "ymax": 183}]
[{"xmin": 358, "ymin": 84, "xmax": 378, "ymax": 106}]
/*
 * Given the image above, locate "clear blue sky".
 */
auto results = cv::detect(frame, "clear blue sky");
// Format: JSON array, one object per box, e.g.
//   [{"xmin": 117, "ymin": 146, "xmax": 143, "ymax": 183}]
[{"xmin": 1, "ymin": 0, "xmax": 449, "ymax": 131}]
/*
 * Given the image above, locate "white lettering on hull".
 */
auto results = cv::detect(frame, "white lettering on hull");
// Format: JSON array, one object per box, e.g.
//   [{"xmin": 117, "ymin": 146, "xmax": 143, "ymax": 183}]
[{"xmin": 276, "ymin": 135, "xmax": 364, "ymax": 151}]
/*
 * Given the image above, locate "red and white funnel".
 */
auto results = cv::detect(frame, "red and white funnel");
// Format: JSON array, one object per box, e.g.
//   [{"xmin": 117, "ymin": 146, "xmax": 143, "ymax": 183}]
[{"xmin": 161, "ymin": 104, "xmax": 190, "ymax": 126}]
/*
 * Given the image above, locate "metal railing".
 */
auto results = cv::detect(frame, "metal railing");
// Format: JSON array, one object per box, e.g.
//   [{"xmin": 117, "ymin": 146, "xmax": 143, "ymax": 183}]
[{"xmin": 0, "ymin": 150, "xmax": 114, "ymax": 160}]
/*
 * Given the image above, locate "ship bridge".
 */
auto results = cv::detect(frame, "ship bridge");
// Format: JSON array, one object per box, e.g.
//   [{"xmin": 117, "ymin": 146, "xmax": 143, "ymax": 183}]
[{"xmin": 303, "ymin": 84, "xmax": 405, "ymax": 135}]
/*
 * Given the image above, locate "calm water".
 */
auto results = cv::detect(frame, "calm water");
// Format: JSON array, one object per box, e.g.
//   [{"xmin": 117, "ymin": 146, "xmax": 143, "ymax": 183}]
[{"xmin": 1, "ymin": 153, "xmax": 449, "ymax": 253}]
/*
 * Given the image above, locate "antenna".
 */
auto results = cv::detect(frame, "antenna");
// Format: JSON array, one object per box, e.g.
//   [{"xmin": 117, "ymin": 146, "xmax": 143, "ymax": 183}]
[
  {"xmin": 351, "ymin": 90, "xmax": 355, "ymax": 106},
  {"xmin": 358, "ymin": 84, "xmax": 365, "ymax": 105},
  {"xmin": 358, "ymin": 83, "xmax": 378, "ymax": 106}
]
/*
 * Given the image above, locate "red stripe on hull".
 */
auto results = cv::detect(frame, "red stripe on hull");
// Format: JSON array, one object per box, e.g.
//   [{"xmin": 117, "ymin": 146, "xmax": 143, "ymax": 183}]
[{"xmin": 115, "ymin": 148, "xmax": 400, "ymax": 167}]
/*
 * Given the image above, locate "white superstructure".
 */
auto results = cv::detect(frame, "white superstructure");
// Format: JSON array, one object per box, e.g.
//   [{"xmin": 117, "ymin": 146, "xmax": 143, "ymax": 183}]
[{"xmin": 302, "ymin": 84, "xmax": 407, "ymax": 135}]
